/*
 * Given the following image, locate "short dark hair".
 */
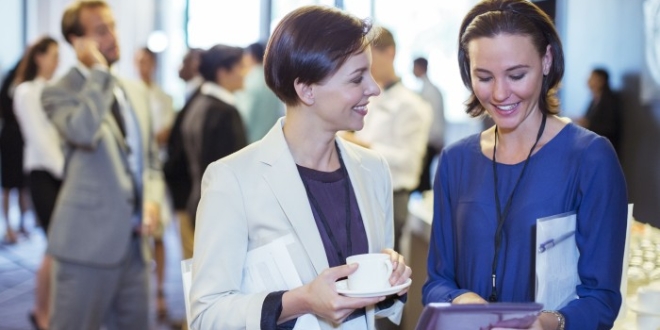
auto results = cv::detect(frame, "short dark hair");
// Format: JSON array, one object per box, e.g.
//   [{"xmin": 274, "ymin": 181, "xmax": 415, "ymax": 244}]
[
  {"xmin": 61, "ymin": 0, "xmax": 109, "ymax": 44},
  {"xmin": 592, "ymin": 67, "xmax": 610, "ymax": 86},
  {"xmin": 414, "ymin": 57, "xmax": 428, "ymax": 72},
  {"xmin": 458, "ymin": 0, "xmax": 564, "ymax": 117},
  {"xmin": 264, "ymin": 5, "xmax": 377, "ymax": 106},
  {"xmin": 198, "ymin": 44, "xmax": 244, "ymax": 82},
  {"xmin": 14, "ymin": 36, "xmax": 58, "ymax": 85},
  {"xmin": 246, "ymin": 42, "xmax": 266, "ymax": 64}
]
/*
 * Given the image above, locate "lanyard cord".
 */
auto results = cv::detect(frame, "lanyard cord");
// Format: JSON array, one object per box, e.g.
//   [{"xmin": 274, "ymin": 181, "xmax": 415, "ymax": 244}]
[
  {"xmin": 301, "ymin": 145, "xmax": 353, "ymax": 264},
  {"xmin": 488, "ymin": 114, "xmax": 547, "ymax": 302}
]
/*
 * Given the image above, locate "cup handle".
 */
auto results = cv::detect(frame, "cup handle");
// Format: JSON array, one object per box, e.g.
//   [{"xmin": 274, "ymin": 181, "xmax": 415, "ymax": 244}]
[{"xmin": 384, "ymin": 259, "xmax": 393, "ymax": 278}]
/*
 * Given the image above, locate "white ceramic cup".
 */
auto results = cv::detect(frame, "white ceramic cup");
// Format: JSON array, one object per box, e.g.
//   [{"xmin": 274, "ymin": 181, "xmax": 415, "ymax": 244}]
[{"xmin": 346, "ymin": 253, "xmax": 393, "ymax": 291}]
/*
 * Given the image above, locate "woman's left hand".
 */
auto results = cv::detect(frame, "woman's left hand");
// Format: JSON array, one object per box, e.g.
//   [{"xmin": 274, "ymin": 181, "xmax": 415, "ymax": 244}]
[
  {"xmin": 381, "ymin": 248, "xmax": 412, "ymax": 295},
  {"xmin": 491, "ymin": 317, "xmax": 544, "ymax": 330}
]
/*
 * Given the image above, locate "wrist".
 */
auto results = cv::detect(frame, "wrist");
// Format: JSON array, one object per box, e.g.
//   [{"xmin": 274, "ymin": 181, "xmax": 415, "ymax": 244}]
[{"xmin": 541, "ymin": 310, "xmax": 565, "ymax": 330}]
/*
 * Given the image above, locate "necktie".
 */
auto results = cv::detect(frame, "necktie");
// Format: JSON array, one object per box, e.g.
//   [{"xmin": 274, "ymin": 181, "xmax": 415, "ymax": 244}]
[{"xmin": 111, "ymin": 96, "xmax": 126, "ymax": 137}]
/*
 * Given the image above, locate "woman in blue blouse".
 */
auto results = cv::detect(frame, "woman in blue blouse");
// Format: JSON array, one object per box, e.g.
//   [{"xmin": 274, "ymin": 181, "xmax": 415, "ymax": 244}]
[{"xmin": 421, "ymin": 0, "xmax": 627, "ymax": 329}]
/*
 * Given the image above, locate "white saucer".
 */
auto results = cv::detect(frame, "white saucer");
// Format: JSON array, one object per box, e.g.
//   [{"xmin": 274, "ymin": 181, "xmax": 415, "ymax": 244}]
[
  {"xmin": 627, "ymin": 297, "xmax": 660, "ymax": 316},
  {"xmin": 336, "ymin": 278, "xmax": 412, "ymax": 298}
]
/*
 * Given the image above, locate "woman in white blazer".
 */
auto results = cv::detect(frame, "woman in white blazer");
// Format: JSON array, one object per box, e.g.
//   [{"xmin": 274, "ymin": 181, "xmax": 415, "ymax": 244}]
[{"xmin": 190, "ymin": 5, "xmax": 411, "ymax": 330}]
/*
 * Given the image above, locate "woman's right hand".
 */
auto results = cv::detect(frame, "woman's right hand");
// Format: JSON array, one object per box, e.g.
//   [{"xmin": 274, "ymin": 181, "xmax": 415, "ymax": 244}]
[
  {"xmin": 283, "ymin": 263, "xmax": 385, "ymax": 324},
  {"xmin": 451, "ymin": 291, "xmax": 488, "ymax": 304}
]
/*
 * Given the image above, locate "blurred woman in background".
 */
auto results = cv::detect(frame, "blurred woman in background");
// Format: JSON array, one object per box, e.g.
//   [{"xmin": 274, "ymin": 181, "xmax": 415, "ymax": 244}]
[{"xmin": 13, "ymin": 35, "xmax": 62, "ymax": 330}]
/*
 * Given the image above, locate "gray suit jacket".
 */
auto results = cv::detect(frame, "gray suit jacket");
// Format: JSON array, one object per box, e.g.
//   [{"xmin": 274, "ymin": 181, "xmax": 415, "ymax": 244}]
[
  {"xmin": 190, "ymin": 118, "xmax": 403, "ymax": 329},
  {"xmin": 42, "ymin": 67, "xmax": 164, "ymax": 267}
]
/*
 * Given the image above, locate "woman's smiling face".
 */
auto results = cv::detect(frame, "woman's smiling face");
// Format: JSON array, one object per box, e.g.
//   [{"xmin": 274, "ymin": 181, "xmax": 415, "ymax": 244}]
[
  {"xmin": 310, "ymin": 47, "xmax": 381, "ymax": 132},
  {"xmin": 468, "ymin": 33, "xmax": 551, "ymax": 132}
]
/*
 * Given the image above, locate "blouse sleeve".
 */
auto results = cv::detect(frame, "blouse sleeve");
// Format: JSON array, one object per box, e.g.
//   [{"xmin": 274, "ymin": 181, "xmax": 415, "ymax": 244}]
[
  {"xmin": 559, "ymin": 137, "xmax": 627, "ymax": 330},
  {"xmin": 422, "ymin": 150, "xmax": 471, "ymax": 303}
]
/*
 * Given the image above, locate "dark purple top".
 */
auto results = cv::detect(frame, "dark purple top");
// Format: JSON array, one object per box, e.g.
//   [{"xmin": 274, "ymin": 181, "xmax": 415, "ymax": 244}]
[
  {"xmin": 260, "ymin": 161, "xmax": 370, "ymax": 329},
  {"xmin": 297, "ymin": 164, "xmax": 369, "ymax": 267}
]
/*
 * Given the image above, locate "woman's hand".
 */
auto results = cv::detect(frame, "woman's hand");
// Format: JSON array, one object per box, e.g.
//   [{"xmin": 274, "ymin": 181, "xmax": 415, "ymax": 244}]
[
  {"xmin": 451, "ymin": 292, "xmax": 488, "ymax": 304},
  {"xmin": 381, "ymin": 248, "xmax": 412, "ymax": 295},
  {"xmin": 282, "ymin": 263, "xmax": 385, "ymax": 324},
  {"xmin": 490, "ymin": 318, "xmax": 544, "ymax": 330}
]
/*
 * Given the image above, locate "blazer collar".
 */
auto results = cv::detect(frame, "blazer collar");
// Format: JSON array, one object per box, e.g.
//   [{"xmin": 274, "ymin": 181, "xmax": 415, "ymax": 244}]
[{"xmin": 258, "ymin": 119, "xmax": 380, "ymax": 274}]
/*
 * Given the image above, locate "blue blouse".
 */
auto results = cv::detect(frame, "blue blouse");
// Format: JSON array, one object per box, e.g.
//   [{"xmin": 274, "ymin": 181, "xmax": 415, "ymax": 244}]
[{"xmin": 422, "ymin": 123, "xmax": 628, "ymax": 330}]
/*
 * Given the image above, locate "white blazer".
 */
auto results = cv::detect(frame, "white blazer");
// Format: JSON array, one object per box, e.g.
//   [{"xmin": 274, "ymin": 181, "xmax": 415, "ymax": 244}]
[{"xmin": 190, "ymin": 118, "xmax": 403, "ymax": 329}]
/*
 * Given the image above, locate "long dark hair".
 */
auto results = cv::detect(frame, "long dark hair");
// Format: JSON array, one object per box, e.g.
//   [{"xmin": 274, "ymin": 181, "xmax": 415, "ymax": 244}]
[
  {"xmin": 14, "ymin": 36, "xmax": 58, "ymax": 85},
  {"xmin": 458, "ymin": 0, "xmax": 564, "ymax": 117}
]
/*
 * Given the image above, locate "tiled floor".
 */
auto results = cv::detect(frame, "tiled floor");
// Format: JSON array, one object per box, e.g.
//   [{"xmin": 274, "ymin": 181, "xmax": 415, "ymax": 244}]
[{"xmin": 0, "ymin": 201, "xmax": 187, "ymax": 330}]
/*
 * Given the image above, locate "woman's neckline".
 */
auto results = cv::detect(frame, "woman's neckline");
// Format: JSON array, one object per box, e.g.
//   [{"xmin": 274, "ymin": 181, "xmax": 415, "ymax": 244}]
[{"xmin": 478, "ymin": 119, "xmax": 572, "ymax": 166}]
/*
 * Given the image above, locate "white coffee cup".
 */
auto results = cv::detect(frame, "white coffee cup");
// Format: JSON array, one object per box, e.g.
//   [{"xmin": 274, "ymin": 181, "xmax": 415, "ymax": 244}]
[{"xmin": 346, "ymin": 253, "xmax": 393, "ymax": 291}]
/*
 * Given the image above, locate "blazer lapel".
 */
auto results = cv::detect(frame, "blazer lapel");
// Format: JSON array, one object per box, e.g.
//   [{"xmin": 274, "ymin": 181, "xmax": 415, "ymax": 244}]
[
  {"xmin": 258, "ymin": 120, "xmax": 329, "ymax": 275},
  {"xmin": 71, "ymin": 67, "xmax": 130, "ymax": 153},
  {"xmin": 336, "ymin": 139, "xmax": 382, "ymax": 253}
]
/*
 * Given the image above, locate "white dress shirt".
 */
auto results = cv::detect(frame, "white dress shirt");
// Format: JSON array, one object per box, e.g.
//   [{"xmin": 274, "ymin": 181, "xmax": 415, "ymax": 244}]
[
  {"xmin": 418, "ymin": 75, "xmax": 445, "ymax": 149},
  {"xmin": 354, "ymin": 81, "xmax": 432, "ymax": 191},
  {"xmin": 13, "ymin": 77, "xmax": 64, "ymax": 178}
]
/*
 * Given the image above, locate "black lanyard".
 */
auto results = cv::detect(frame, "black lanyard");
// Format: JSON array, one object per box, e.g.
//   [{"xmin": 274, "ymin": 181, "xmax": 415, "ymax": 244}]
[
  {"xmin": 488, "ymin": 114, "xmax": 546, "ymax": 302},
  {"xmin": 301, "ymin": 146, "xmax": 353, "ymax": 264}
]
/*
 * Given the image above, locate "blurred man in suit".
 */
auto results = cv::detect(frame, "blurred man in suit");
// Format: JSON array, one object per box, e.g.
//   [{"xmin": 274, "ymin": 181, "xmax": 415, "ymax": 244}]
[
  {"xmin": 577, "ymin": 68, "xmax": 622, "ymax": 157},
  {"xmin": 41, "ymin": 1, "xmax": 164, "ymax": 329}
]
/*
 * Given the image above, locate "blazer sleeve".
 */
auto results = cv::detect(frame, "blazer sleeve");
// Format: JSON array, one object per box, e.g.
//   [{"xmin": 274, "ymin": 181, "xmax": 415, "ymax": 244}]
[
  {"xmin": 42, "ymin": 69, "xmax": 115, "ymax": 149},
  {"xmin": 190, "ymin": 161, "xmax": 268, "ymax": 330}
]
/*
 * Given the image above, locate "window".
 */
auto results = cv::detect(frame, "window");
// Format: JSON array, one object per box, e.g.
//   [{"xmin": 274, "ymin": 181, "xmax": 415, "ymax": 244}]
[{"xmin": 188, "ymin": 0, "xmax": 262, "ymax": 48}]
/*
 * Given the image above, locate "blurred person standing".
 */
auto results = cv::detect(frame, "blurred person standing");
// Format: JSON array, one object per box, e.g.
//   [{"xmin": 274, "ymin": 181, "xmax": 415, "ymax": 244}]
[
  {"xmin": 235, "ymin": 42, "xmax": 285, "ymax": 143},
  {"xmin": 164, "ymin": 48, "xmax": 203, "ymax": 262},
  {"xmin": 13, "ymin": 36, "xmax": 62, "ymax": 330},
  {"xmin": 134, "ymin": 47, "xmax": 174, "ymax": 149},
  {"xmin": 0, "ymin": 61, "xmax": 30, "ymax": 244},
  {"xmin": 576, "ymin": 68, "xmax": 622, "ymax": 157},
  {"xmin": 343, "ymin": 27, "xmax": 432, "ymax": 254},
  {"xmin": 181, "ymin": 44, "xmax": 248, "ymax": 223},
  {"xmin": 179, "ymin": 48, "xmax": 204, "ymax": 102},
  {"xmin": 134, "ymin": 46, "xmax": 174, "ymax": 322},
  {"xmin": 412, "ymin": 57, "xmax": 445, "ymax": 192},
  {"xmin": 41, "ymin": 1, "xmax": 164, "ymax": 329}
]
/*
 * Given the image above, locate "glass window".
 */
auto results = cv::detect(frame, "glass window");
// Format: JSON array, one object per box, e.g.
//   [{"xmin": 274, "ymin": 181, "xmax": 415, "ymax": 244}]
[
  {"xmin": 271, "ymin": 0, "xmax": 334, "ymax": 32},
  {"xmin": 343, "ymin": 0, "xmax": 372, "ymax": 19},
  {"xmin": 373, "ymin": 0, "xmax": 479, "ymax": 123},
  {"xmin": 188, "ymin": 0, "xmax": 262, "ymax": 48}
]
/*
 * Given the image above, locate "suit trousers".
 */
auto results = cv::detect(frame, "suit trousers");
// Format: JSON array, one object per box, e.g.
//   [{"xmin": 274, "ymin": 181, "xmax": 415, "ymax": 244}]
[{"xmin": 50, "ymin": 236, "xmax": 149, "ymax": 330}]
